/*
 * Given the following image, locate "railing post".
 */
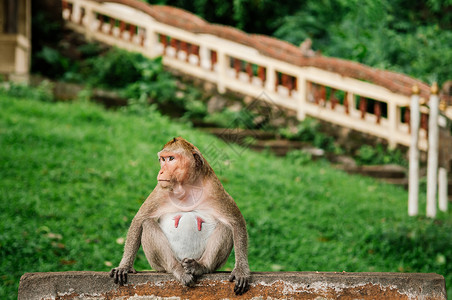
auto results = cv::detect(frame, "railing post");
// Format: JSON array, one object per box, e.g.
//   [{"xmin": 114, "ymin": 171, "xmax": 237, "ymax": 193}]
[
  {"xmin": 71, "ymin": 1, "xmax": 81, "ymax": 24},
  {"xmin": 438, "ymin": 104, "xmax": 449, "ymax": 213},
  {"xmin": 350, "ymin": 92, "xmax": 356, "ymax": 114},
  {"xmin": 438, "ymin": 167, "xmax": 448, "ymax": 212},
  {"xmin": 146, "ymin": 27, "xmax": 158, "ymax": 58},
  {"xmin": 297, "ymin": 75, "xmax": 307, "ymax": 120},
  {"xmin": 257, "ymin": 66, "xmax": 266, "ymax": 85},
  {"xmin": 359, "ymin": 96, "xmax": 366, "ymax": 119},
  {"xmin": 84, "ymin": 6, "xmax": 95, "ymax": 42},
  {"xmin": 344, "ymin": 92, "xmax": 351, "ymax": 114},
  {"xmin": 388, "ymin": 101, "xmax": 398, "ymax": 148},
  {"xmin": 199, "ymin": 45, "xmax": 210, "ymax": 70},
  {"xmin": 265, "ymin": 66, "xmax": 276, "ymax": 93},
  {"xmin": 426, "ymin": 83, "xmax": 439, "ymax": 218},
  {"xmin": 375, "ymin": 102, "xmax": 382, "ymax": 124},
  {"xmin": 216, "ymin": 51, "xmax": 227, "ymax": 93},
  {"xmin": 408, "ymin": 85, "xmax": 420, "ymax": 216}
]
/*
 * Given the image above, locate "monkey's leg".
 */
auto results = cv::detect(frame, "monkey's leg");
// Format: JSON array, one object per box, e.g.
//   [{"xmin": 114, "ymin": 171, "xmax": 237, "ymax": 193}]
[
  {"xmin": 182, "ymin": 222, "xmax": 233, "ymax": 276},
  {"xmin": 141, "ymin": 219, "xmax": 196, "ymax": 286}
]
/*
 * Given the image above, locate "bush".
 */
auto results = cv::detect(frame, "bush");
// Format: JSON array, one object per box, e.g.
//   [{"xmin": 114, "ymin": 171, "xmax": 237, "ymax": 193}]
[
  {"xmin": 83, "ymin": 48, "xmax": 147, "ymax": 88},
  {"xmin": 355, "ymin": 144, "xmax": 407, "ymax": 166},
  {"xmin": 285, "ymin": 149, "xmax": 312, "ymax": 165},
  {"xmin": 0, "ymin": 81, "xmax": 54, "ymax": 102},
  {"xmin": 279, "ymin": 118, "xmax": 337, "ymax": 152},
  {"xmin": 122, "ymin": 57, "xmax": 177, "ymax": 104}
]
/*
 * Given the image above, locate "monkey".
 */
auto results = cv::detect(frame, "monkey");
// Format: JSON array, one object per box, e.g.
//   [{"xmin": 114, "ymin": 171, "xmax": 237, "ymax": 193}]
[
  {"xmin": 110, "ymin": 137, "xmax": 250, "ymax": 295},
  {"xmin": 299, "ymin": 38, "xmax": 316, "ymax": 57}
]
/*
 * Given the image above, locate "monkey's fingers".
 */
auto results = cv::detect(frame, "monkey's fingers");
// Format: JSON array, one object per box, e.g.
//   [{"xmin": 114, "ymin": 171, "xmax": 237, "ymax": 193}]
[
  {"xmin": 112, "ymin": 269, "xmax": 126, "ymax": 285},
  {"xmin": 234, "ymin": 277, "xmax": 250, "ymax": 295},
  {"xmin": 120, "ymin": 270, "xmax": 128, "ymax": 285},
  {"xmin": 113, "ymin": 270, "xmax": 120, "ymax": 284}
]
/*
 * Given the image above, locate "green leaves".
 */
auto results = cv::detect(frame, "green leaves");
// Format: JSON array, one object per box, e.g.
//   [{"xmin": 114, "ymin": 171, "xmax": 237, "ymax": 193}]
[
  {"xmin": 355, "ymin": 144, "xmax": 407, "ymax": 166},
  {"xmin": 272, "ymin": 0, "xmax": 452, "ymax": 85}
]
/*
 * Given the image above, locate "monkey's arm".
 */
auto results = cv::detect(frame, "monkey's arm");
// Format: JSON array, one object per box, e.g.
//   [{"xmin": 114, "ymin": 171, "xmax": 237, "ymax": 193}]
[
  {"xmin": 110, "ymin": 215, "xmax": 143, "ymax": 285},
  {"xmin": 227, "ymin": 208, "xmax": 251, "ymax": 295}
]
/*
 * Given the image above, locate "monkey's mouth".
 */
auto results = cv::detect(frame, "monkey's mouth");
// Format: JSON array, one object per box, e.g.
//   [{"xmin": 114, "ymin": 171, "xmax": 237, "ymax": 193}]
[{"xmin": 158, "ymin": 179, "xmax": 172, "ymax": 186}]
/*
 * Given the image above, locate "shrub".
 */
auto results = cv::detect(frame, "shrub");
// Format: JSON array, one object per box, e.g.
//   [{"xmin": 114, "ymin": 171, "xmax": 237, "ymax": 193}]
[
  {"xmin": 0, "ymin": 81, "xmax": 54, "ymax": 102},
  {"xmin": 83, "ymin": 48, "xmax": 146, "ymax": 88},
  {"xmin": 279, "ymin": 118, "xmax": 337, "ymax": 152},
  {"xmin": 355, "ymin": 144, "xmax": 407, "ymax": 166}
]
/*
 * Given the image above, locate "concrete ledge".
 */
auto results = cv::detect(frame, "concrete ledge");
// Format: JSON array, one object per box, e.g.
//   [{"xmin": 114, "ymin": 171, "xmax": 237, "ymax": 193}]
[{"xmin": 18, "ymin": 271, "xmax": 446, "ymax": 299}]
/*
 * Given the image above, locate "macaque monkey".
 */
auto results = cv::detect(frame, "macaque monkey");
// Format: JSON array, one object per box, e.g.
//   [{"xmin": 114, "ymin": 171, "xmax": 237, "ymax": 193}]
[
  {"xmin": 110, "ymin": 137, "xmax": 250, "ymax": 295},
  {"xmin": 299, "ymin": 38, "xmax": 316, "ymax": 57}
]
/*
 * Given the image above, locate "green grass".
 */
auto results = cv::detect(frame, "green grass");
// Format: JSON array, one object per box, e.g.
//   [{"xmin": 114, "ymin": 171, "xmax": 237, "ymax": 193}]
[{"xmin": 1, "ymin": 95, "xmax": 451, "ymax": 298}]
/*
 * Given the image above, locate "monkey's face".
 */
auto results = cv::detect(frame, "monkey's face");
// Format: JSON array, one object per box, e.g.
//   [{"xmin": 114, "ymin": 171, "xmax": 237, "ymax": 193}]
[{"xmin": 157, "ymin": 151, "xmax": 192, "ymax": 188}]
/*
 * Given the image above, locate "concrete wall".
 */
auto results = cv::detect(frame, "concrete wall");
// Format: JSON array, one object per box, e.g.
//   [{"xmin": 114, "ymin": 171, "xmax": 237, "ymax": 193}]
[
  {"xmin": 18, "ymin": 271, "xmax": 446, "ymax": 299},
  {"xmin": 0, "ymin": 0, "xmax": 31, "ymax": 82}
]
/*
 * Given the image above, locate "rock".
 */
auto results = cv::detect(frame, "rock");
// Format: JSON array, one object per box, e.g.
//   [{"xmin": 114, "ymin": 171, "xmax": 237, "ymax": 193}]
[
  {"xmin": 332, "ymin": 155, "xmax": 357, "ymax": 167},
  {"xmin": 207, "ymin": 95, "xmax": 227, "ymax": 113},
  {"xmin": 227, "ymin": 102, "xmax": 243, "ymax": 113},
  {"xmin": 270, "ymin": 117, "xmax": 287, "ymax": 127}
]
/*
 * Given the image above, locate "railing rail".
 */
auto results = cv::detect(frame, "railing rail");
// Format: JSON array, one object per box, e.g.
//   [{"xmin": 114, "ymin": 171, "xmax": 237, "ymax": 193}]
[{"xmin": 62, "ymin": 0, "xmax": 444, "ymax": 151}]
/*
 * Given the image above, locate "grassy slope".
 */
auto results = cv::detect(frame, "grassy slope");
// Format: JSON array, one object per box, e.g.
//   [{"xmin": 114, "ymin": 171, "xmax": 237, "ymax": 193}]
[{"xmin": 1, "ymin": 96, "xmax": 451, "ymax": 298}]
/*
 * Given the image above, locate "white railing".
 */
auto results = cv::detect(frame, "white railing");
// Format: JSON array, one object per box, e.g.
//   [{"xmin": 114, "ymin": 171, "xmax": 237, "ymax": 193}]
[{"xmin": 62, "ymin": 0, "xmax": 440, "ymax": 151}]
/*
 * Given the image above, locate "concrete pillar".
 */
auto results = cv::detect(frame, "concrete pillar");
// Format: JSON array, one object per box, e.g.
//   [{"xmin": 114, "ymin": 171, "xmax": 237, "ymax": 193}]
[
  {"xmin": 145, "ymin": 27, "xmax": 158, "ymax": 58},
  {"xmin": 0, "ymin": 0, "xmax": 31, "ymax": 82},
  {"xmin": 199, "ymin": 45, "xmax": 210, "ymax": 70},
  {"xmin": 297, "ymin": 75, "xmax": 307, "ymax": 120},
  {"xmin": 216, "ymin": 51, "xmax": 226, "ymax": 93},
  {"xmin": 388, "ymin": 101, "xmax": 398, "ymax": 149},
  {"xmin": 4, "ymin": 0, "xmax": 18, "ymax": 33},
  {"xmin": 426, "ymin": 83, "xmax": 440, "ymax": 218},
  {"xmin": 265, "ymin": 65, "xmax": 275, "ymax": 93},
  {"xmin": 438, "ymin": 167, "xmax": 448, "ymax": 212},
  {"xmin": 408, "ymin": 86, "xmax": 420, "ymax": 216},
  {"xmin": 84, "ymin": 7, "xmax": 95, "ymax": 42}
]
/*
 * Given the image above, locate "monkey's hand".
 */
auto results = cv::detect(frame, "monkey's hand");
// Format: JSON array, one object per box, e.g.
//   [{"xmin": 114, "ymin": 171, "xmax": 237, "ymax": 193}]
[
  {"xmin": 109, "ymin": 266, "xmax": 137, "ymax": 285},
  {"xmin": 228, "ymin": 267, "xmax": 250, "ymax": 295}
]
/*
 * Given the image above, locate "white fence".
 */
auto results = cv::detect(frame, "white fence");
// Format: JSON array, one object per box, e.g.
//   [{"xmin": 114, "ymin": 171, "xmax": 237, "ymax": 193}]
[{"xmin": 62, "ymin": 0, "xmax": 449, "ymax": 151}]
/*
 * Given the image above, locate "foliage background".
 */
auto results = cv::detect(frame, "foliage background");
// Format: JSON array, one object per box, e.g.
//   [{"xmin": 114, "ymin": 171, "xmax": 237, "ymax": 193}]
[{"xmin": 149, "ymin": 0, "xmax": 452, "ymax": 85}]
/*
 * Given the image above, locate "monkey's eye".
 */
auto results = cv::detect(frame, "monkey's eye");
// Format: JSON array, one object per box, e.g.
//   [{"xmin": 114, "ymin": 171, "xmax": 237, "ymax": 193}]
[
  {"xmin": 169, "ymin": 156, "xmax": 175, "ymax": 161},
  {"xmin": 160, "ymin": 157, "xmax": 165, "ymax": 162}
]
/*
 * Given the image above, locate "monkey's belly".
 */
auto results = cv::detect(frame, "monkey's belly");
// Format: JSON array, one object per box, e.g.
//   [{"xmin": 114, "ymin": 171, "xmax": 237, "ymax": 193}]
[{"xmin": 158, "ymin": 211, "xmax": 216, "ymax": 261}]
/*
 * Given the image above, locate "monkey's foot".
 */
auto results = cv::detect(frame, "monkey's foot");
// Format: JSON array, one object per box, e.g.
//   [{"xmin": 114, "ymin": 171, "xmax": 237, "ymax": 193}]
[
  {"xmin": 175, "ymin": 271, "xmax": 196, "ymax": 287},
  {"xmin": 181, "ymin": 258, "xmax": 205, "ymax": 276}
]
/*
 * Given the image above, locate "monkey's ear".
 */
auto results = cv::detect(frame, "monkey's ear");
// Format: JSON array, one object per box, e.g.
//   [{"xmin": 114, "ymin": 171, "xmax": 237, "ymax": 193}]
[{"xmin": 193, "ymin": 151, "xmax": 204, "ymax": 169}]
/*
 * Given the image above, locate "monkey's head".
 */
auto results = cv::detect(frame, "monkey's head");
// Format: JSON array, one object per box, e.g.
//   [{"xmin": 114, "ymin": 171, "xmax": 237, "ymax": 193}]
[{"xmin": 157, "ymin": 137, "xmax": 208, "ymax": 188}]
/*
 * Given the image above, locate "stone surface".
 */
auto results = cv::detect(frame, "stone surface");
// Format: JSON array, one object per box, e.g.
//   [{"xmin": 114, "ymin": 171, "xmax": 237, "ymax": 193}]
[
  {"xmin": 18, "ymin": 271, "xmax": 446, "ymax": 300},
  {"xmin": 337, "ymin": 164, "xmax": 407, "ymax": 179}
]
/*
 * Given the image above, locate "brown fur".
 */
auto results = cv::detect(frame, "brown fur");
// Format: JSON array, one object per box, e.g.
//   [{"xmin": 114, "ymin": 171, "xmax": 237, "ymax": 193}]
[{"xmin": 110, "ymin": 137, "xmax": 250, "ymax": 295}]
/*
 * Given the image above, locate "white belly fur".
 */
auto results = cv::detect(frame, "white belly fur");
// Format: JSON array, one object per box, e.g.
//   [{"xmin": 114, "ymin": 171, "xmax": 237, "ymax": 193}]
[{"xmin": 158, "ymin": 211, "xmax": 217, "ymax": 261}]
